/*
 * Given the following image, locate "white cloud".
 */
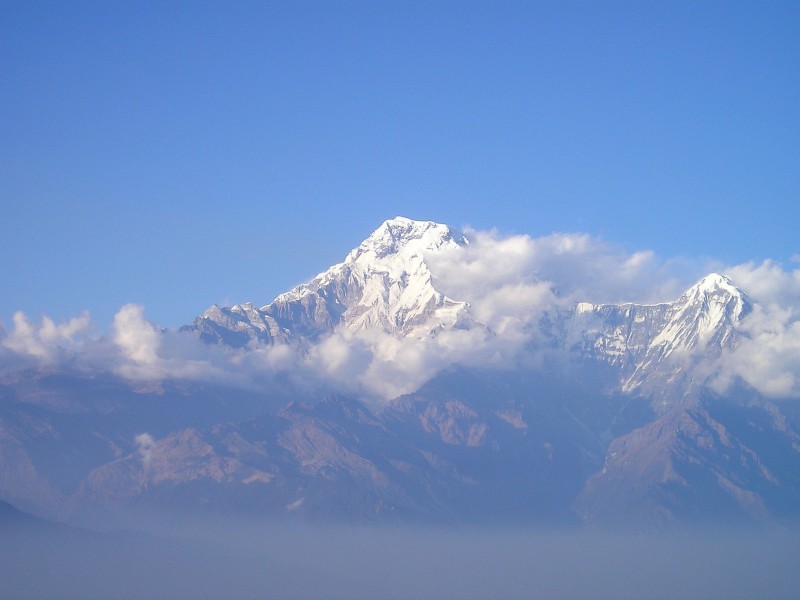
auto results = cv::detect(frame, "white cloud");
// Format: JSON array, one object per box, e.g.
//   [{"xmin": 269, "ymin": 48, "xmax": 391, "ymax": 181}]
[
  {"xmin": 711, "ymin": 261, "xmax": 800, "ymax": 398},
  {"xmin": 0, "ymin": 304, "xmax": 297, "ymax": 391},
  {"xmin": 726, "ymin": 260, "xmax": 800, "ymax": 307},
  {"xmin": 301, "ymin": 321, "xmax": 537, "ymax": 403},
  {"xmin": 113, "ymin": 304, "xmax": 161, "ymax": 366},
  {"xmin": 431, "ymin": 229, "xmax": 710, "ymax": 311},
  {"xmin": 105, "ymin": 304, "xmax": 302, "ymax": 387},
  {"xmin": 2, "ymin": 311, "xmax": 90, "ymax": 362},
  {"xmin": 305, "ymin": 331, "xmax": 372, "ymax": 381}
]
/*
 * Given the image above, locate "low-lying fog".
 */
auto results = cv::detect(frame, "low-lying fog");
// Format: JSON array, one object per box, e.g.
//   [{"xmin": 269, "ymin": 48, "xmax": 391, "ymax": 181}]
[{"xmin": 3, "ymin": 513, "xmax": 799, "ymax": 600}]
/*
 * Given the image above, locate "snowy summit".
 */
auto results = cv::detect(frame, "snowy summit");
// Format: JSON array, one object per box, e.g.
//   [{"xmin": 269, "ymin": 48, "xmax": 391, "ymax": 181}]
[{"xmin": 192, "ymin": 217, "xmax": 472, "ymax": 346}]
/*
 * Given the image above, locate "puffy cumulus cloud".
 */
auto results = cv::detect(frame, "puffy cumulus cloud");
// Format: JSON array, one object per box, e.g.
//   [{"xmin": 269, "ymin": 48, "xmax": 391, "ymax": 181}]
[
  {"xmin": 712, "ymin": 262, "xmax": 800, "ymax": 398},
  {"xmin": 112, "ymin": 305, "xmax": 162, "ymax": 370},
  {"xmin": 301, "ymin": 320, "xmax": 545, "ymax": 403},
  {"xmin": 0, "ymin": 304, "xmax": 298, "ymax": 391},
  {"xmin": 427, "ymin": 230, "xmax": 559, "ymax": 335},
  {"xmin": 111, "ymin": 304, "xmax": 219, "ymax": 383},
  {"xmin": 712, "ymin": 305, "xmax": 800, "ymax": 397},
  {"xmin": 305, "ymin": 331, "xmax": 373, "ymax": 382},
  {"xmin": 517, "ymin": 232, "xmax": 711, "ymax": 304},
  {"xmin": 431, "ymin": 229, "xmax": 709, "ymax": 313},
  {"xmin": 301, "ymin": 327, "xmax": 476, "ymax": 402},
  {"xmin": 726, "ymin": 260, "xmax": 800, "ymax": 307},
  {"xmin": 469, "ymin": 281, "xmax": 557, "ymax": 337},
  {"xmin": 2, "ymin": 311, "xmax": 91, "ymax": 363},
  {"xmin": 302, "ymin": 327, "xmax": 488, "ymax": 402}
]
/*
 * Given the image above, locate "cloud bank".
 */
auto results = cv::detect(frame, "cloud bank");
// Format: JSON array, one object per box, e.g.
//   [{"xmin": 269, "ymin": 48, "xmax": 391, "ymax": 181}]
[
  {"xmin": 2, "ymin": 228, "xmax": 799, "ymax": 403},
  {"xmin": 712, "ymin": 261, "xmax": 800, "ymax": 397},
  {"xmin": 2, "ymin": 311, "xmax": 91, "ymax": 363}
]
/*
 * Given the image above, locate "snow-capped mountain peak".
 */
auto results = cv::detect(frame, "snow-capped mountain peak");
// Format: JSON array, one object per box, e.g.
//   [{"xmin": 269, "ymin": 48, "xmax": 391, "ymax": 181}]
[
  {"xmin": 345, "ymin": 216, "xmax": 468, "ymax": 263},
  {"xmin": 190, "ymin": 217, "xmax": 471, "ymax": 345},
  {"xmin": 273, "ymin": 217, "xmax": 470, "ymax": 336},
  {"xmin": 679, "ymin": 272, "xmax": 748, "ymax": 304},
  {"xmin": 274, "ymin": 217, "xmax": 467, "ymax": 305},
  {"xmin": 662, "ymin": 273, "xmax": 752, "ymax": 351},
  {"xmin": 567, "ymin": 272, "xmax": 753, "ymax": 401}
]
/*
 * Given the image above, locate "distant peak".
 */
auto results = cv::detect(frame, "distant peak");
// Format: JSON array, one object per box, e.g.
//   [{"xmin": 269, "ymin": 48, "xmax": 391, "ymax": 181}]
[
  {"xmin": 690, "ymin": 273, "xmax": 739, "ymax": 293},
  {"xmin": 681, "ymin": 273, "xmax": 751, "ymax": 308},
  {"xmin": 383, "ymin": 215, "xmax": 418, "ymax": 227},
  {"xmin": 373, "ymin": 217, "xmax": 451, "ymax": 240},
  {"xmin": 347, "ymin": 217, "xmax": 467, "ymax": 262}
]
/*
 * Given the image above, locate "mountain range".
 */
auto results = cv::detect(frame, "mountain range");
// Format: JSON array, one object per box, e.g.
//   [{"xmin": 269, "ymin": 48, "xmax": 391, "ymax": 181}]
[{"xmin": 2, "ymin": 217, "xmax": 799, "ymax": 530}]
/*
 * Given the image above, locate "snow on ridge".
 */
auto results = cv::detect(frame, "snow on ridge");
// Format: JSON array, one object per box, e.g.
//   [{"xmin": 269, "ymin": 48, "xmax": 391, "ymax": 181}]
[
  {"xmin": 568, "ymin": 270, "xmax": 754, "ymax": 399},
  {"xmin": 344, "ymin": 216, "xmax": 468, "ymax": 264},
  {"xmin": 682, "ymin": 273, "xmax": 746, "ymax": 299},
  {"xmin": 272, "ymin": 217, "xmax": 467, "ymax": 306},
  {"xmin": 238, "ymin": 217, "xmax": 473, "ymax": 338}
]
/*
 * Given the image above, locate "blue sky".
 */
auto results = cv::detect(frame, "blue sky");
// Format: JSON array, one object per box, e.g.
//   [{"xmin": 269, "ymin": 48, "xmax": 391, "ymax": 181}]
[{"xmin": 2, "ymin": 1, "xmax": 798, "ymax": 329}]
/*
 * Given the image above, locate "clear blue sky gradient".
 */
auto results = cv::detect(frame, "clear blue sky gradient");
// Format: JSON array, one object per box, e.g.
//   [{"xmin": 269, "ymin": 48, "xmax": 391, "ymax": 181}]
[{"xmin": 2, "ymin": 1, "xmax": 798, "ymax": 328}]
